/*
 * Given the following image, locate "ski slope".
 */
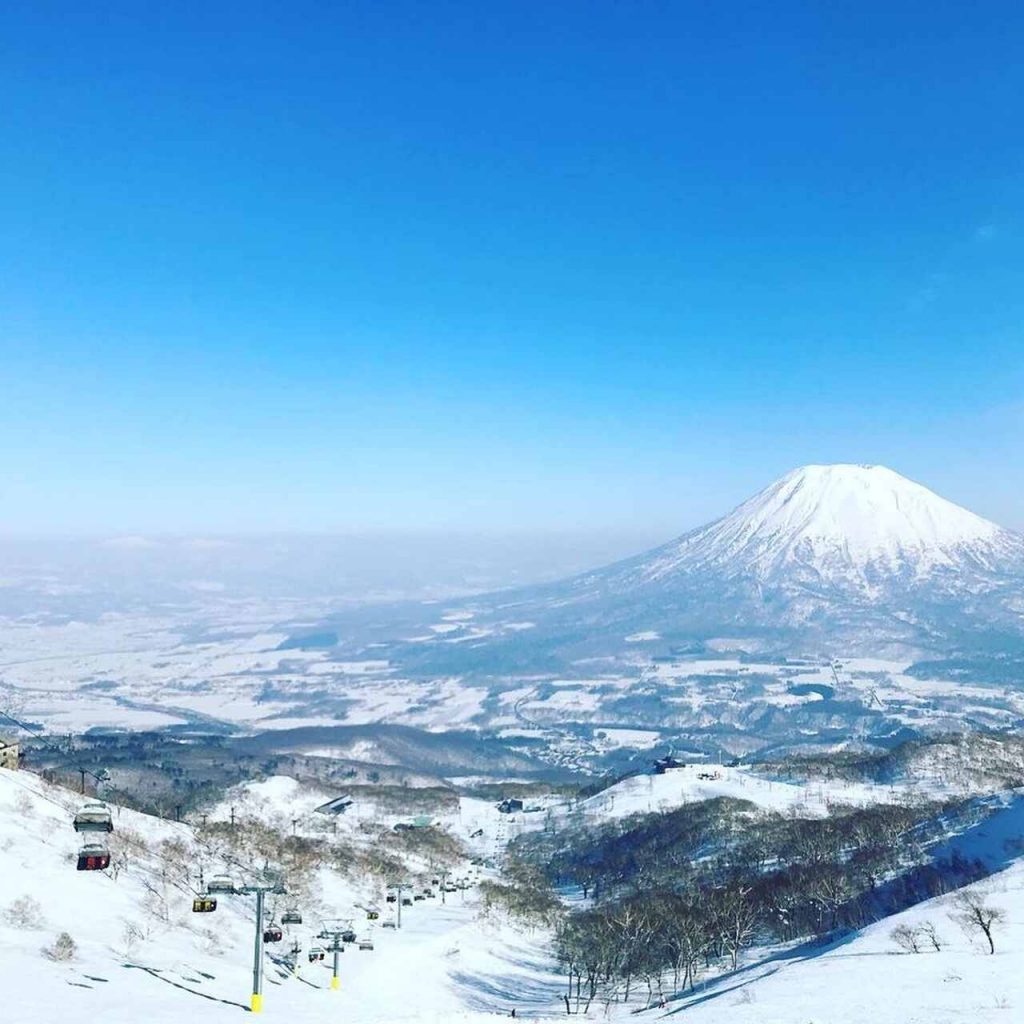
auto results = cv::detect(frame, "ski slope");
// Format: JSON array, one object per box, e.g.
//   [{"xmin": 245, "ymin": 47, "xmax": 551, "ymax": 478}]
[
  {"xmin": 656, "ymin": 859, "xmax": 1024, "ymax": 1024},
  {"xmin": 5, "ymin": 763, "xmax": 1022, "ymax": 1023},
  {"xmin": 0, "ymin": 768, "xmax": 559, "ymax": 1023},
  {"xmin": 576, "ymin": 762, "xmax": 922, "ymax": 822}
]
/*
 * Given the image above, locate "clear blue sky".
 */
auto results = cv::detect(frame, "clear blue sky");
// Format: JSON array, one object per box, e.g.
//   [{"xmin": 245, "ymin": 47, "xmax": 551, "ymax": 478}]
[{"xmin": 2, "ymin": 2, "xmax": 1022, "ymax": 535}]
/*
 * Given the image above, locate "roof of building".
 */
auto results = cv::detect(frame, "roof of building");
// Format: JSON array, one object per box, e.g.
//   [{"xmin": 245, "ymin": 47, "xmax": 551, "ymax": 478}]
[{"xmin": 313, "ymin": 794, "xmax": 354, "ymax": 815}]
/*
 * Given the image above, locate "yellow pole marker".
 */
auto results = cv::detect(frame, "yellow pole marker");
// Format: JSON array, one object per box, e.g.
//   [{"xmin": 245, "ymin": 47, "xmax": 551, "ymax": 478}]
[
  {"xmin": 330, "ymin": 974, "xmax": 340, "ymax": 990},
  {"xmin": 251, "ymin": 992, "xmax": 263, "ymax": 1013}
]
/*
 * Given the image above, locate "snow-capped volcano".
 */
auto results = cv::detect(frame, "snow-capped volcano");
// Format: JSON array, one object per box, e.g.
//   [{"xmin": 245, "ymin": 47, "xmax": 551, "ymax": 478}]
[
  {"xmin": 464, "ymin": 463, "xmax": 1024, "ymax": 658},
  {"xmin": 636, "ymin": 464, "xmax": 1020, "ymax": 585},
  {"xmin": 321, "ymin": 464, "xmax": 1023, "ymax": 671}
]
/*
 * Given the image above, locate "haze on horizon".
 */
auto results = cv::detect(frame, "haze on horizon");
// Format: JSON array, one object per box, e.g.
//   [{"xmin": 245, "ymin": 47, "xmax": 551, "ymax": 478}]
[{"xmin": 2, "ymin": 2, "xmax": 1022, "ymax": 539}]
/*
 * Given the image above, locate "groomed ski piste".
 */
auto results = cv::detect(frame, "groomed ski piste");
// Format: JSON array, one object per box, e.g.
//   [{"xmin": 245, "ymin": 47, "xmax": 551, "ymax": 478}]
[{"xmin": 3, "ymin": 765, "xmax": 1023, "ymax": 1022}]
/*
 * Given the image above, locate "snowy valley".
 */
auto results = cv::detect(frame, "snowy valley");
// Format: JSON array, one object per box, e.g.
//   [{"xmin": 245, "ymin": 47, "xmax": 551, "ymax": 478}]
[{"xmin": 2, "ymin": 463, "xmax": 1024, "ymax": 1021}]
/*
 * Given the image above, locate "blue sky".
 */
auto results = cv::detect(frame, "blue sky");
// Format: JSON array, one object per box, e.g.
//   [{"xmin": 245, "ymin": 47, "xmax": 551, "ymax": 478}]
[{"xmin": 2, "ymin": 2, "xmax": 1022, "ymax": 535}]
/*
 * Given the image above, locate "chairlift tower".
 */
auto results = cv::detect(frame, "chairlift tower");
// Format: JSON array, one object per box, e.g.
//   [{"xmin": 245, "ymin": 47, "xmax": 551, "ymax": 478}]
[
  {"xmin": 387, "ymin": 881, "xmax": 412, "ymax": 928},
  {"xmin": 233, "ymin": 871, "xmax": 288, "ymax": 1014},
  {"xmin": 436, "ymin": 869, "xmax": 452, "ymax": 905},
  {"xmin": 315, "ymin": 923, "xmax": 352, "ymax": 991}
]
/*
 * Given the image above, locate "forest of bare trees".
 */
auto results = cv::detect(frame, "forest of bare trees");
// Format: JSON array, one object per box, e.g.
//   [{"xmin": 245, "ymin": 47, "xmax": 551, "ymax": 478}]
[{"xmin": 510, "ymin": 795, "xmax": 992, "ymax": 1009}]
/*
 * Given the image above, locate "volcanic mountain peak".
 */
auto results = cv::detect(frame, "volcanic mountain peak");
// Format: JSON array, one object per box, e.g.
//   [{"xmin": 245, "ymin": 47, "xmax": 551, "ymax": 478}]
[{"xmin": 638, "ymin": 464, "xmax": 1018, "ymax": 583}]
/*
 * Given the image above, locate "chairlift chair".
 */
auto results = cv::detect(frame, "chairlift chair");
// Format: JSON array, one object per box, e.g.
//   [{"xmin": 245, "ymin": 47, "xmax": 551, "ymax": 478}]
[
  {"xmin": 73, "ymin": 801, "xmax": 113, "ymax": 833},
  {"xmin": 76, "ymin": 843, "xmax": 110, "ymax": 871},
  {"xmin": 366, "ymin": 910, "xmax": 379, "ymax": 921},
  {"xmin": 308, "ymin": 945, "xmax": 326, "ymax": 963},
  {"xmin": 192, "ymin": 896, "xmax": 217, "ymax": 913},
  {"xmin": 341, "ymin": 928, "xmax": 356, "ymax": 943},
  {"xmin": 206, "ymin": 875, "xmax": 236, "ymax": 894},
  {"xmin": 358, "ymin": 939, "xmax": 374, "ymax": 951},
  {"xmin": 282, "ymin": 908, "xmax": 302, "ymax": 925},
  {"xmin": 385, "ymin": 893, "xmax": 397, "ymax": 903},
  {"xmin": 263, "ymin": 925, "xmax": 283, "ymax": 943}
]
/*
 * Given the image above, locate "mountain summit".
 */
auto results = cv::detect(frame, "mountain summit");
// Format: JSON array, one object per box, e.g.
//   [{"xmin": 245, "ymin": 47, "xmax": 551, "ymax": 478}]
[
  {"xmin": 634, "ymin": 464, "xmax": 1018, "ymax": 586},
  {"xmin": 484, "ymin": 463, "xmax": 1024, "ymax": 658}
]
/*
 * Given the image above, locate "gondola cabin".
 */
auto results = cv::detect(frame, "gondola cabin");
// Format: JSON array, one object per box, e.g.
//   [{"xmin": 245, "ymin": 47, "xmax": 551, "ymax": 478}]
[
  {"xmin": 206, "ymin": 875, "xmax": 236, "ymax": 894},
  {"xmin": 263, "ymin": 926, "xmax": 283, "ymax": 943},
  {"xmin": 73, "ymin": 801, "xmax": 113, "ymax": 833},
  {"xmin": 282, "ymin": 908, "xmax": 302, "ymax": 925},
  {"xmin": 76, "ymin": 843, "xmax": 110, "ymax": 871},
  {"xmin": 192, "ymin": 897, "xmax": 217, "ymax": 913}
]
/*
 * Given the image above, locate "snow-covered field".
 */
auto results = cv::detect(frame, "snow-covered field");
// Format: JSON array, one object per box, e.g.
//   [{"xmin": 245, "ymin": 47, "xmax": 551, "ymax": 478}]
[
  {"xmin": 4, "ymin": 596, "xmax": 1022, "ymax": 760},
  {"xmin": 0, "ymin": 768, "xmax": 558, "ymax": 1023},
  {"xmin": 663, "ymin": 864, "xmax": 1024, "ymax": 1024},
  {"xmin": 3, "ymin": 762, "xmax": 1023, "ymax": 1023}
]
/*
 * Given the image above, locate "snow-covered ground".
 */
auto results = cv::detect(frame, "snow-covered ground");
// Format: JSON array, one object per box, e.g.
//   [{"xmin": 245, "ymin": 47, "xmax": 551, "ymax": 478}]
[
  {"xmin": 656, "ymin": 862, "xmax": 1024, "ymax": 1024},
  {"xmin": 0, "ymin": 768, "xmax": 559, "ymax": 1023},
  {"xmin": 4, "ymin": 762, "xmax": 1024, "ymax": 1023}
]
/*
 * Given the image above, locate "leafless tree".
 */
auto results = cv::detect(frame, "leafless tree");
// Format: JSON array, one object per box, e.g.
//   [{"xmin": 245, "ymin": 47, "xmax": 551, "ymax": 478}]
[
  {"xmin": 950, "ymin": 890, "xmax": 1004, "ymax": 955},
  {"xmin": 890, "ymin": 924, "xmax": 921, "ymax": 953},
  {"xmin": 918, "ymin": 920, "xmax": 944, "ymax": 952}
]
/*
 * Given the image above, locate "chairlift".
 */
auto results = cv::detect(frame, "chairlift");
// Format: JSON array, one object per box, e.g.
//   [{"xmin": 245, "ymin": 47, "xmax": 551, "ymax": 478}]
[
  {"xmin": 385, "ymin": 893, "xmax": 397, "ymax": 903},
  {"xmin": 308, "ymin": 945, "xmax": 326, "ymax": 963},
  {"xmin": 192, "ymin": 896, "xmax": 217, "ymax": 913},
  {"xmin": 431, "ymin": 878, "xmax": 440, "ymax": 886},
  {"xmin": 341, "ymin": 929, "xmax": 356, "ymax": 943},
  {"xmin": 73, "ymin": 801, "xmax": 113, "ymax": 834},
  {"xmin": 76, "ymin": 842, "xmax": 110, "ymax": 871},
  {"xmin": 358, "ymin": 938, "xmax": 374, "ymax": 951},
  {"xmin": 263, "ymin": 925, "xmax": 283, "ymax": 943},
  {"xmin": 366, "ymin": 910, "xmax": 379, "ymax": 921},
  {"xmin": 206, "ymin": 875, "xmax": 236, "ymax": 895},
  {"xmin": 282, "ymin": 908, "xmax": 302, "ymax": 925},
  {"xmin": 401, "ymin": 897, "xmax": 412, "ymax": 906}
]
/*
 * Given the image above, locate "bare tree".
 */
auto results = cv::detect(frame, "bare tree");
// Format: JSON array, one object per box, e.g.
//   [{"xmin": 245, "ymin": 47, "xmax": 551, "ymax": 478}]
[
  {"xmin": 42, "ymin": 932, "xmax": 77, "ymax": 962},
  {"xmin": 714, "ymin": 882, "xmax": 758, "ymax": 971},
  {"xmin": 890, "ymin": 924, "xmax": 920, "ymax": 953},
  {"xmin": 950, "ymin": 890, "xmax": 1004, "ymax": 955},
  {"xmin": 918, "ymin": 920, "xmax": 944, "ymax": 952}
]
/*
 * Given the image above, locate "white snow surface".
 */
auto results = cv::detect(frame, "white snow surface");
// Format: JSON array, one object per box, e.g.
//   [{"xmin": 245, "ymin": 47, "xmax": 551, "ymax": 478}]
[
  {"xmin": 3, "ymin": 766, "xmax": 1024, "ymax": 1023},
  {"xmin": 639, "ymin": 463, "xmax": 1020, "ymax": 582},
  {"xmin": 0, "ymin": 769, "xmax": 553, "ymax": 1023},
  {"xmin": 659, "ymin": 861, "xmax": 1024, "ymax": 1024}
]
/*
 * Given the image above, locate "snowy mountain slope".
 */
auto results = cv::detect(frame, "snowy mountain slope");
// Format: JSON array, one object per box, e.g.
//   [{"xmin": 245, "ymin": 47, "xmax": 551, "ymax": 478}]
[
  {"xmin": 654, "ymin": 856, "xmax": 1024, "ymax": 1024},
  {"xmin": 373, "ymin": 464, "xmax": 1024, "ymax": 663},
  {"xmin": 623, "ymin": 464, "xmax": 1022, "ymax": 584},
  {"xmin": 0, "ymin": 768, "xmax": 551, "ymax": 1023}
]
